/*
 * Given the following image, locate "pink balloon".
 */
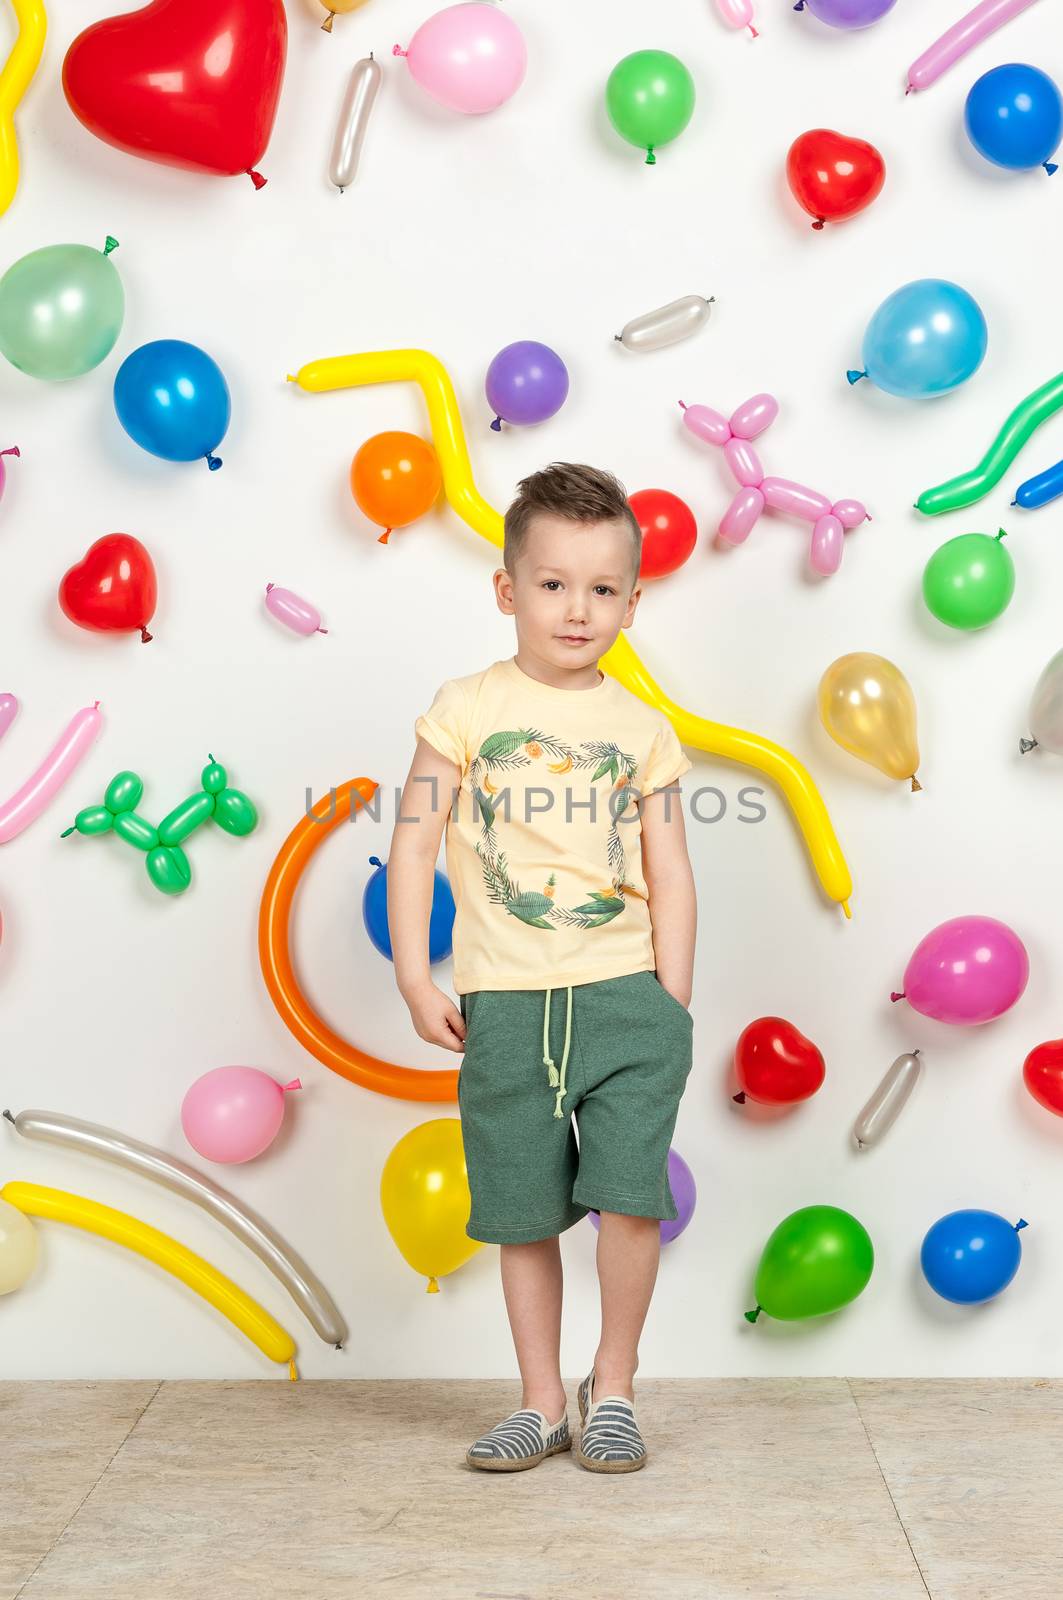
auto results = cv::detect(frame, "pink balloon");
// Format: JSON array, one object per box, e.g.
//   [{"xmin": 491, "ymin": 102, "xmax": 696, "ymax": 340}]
[
  {"xmin": 0, "ymin": 702, "xmax": 102, "ymax": 845},
  {"xmin": 715, "ymin": 0, "xmax": 759, "ymax": 34},
  {"xmin": 393, "ymin": 3, "xmax": 527, "ymax": 115},
  {"xmin": 724, "ymin": 438, "xmax": 763, "ymax": 488},
  {"xmin": 265, "ymin": 584, "xmax": 327, "ymax": 637},
  {"xmin": 0, "ymin": 694, "xmax": 18, "ymax": 743},
  {"xmin": 892, "ymin": 916, "xmax": 1030, "ymax": 1025},
  {"xmin": 0, "ymin": 446, "xmax": 19, "ymax": 504},
  {"xmin": 728, "ymin": 394, "xmax": 777, "ymax": 439},
  {"xmin": 181, "ymin": 1067, "xmax": 302, "ymax": 1164},
  {"xmin": 906, "ymin": 0, "xmax": 1039, "ymax": 93},
  {"xmin": 680, "ymin": 401, "xmax": 732, "ymax": 447},
  {"xmin": 719, "ymin": 486, "xmax": 765, "ymax": 545},
  {"xmin": 761, "ymin": 478, "xmax": 832, "ymax": 520},
  {"xmin": 810, "ymin": 513, "xmax": 844, "ymax": 576},
  {"xmin": 832, "ymin": 498, "xmax": 869, "ymax": 530}
]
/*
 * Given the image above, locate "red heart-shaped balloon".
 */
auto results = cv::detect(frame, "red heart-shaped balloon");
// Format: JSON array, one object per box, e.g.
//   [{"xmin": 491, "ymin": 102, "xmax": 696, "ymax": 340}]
[
  {"xmin": 59, "ymin": 534, "xmax": 158, "ymax": 643},
  {"xmin": 786, "ymin": 128, "xmax": 886, "ymax": 230},
  {"xmin": 1023, "ymin": 1039, "xmax": 1063, "ymax": 1116},
  {"xmin": 734, "ymin": 1016, "xmax": 826, "ymax": 1106},
  {"xmin": 62, "ymin": 0, "xmax": 287, "ymax": 188}
]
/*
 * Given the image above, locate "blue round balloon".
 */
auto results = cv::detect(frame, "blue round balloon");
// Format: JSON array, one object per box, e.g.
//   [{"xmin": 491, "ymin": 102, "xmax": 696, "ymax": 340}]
[
  {"xmin": 848, "ymin": 279, "xmax": 988, "ymax": 399},
  {"xmin": 965, "ymin": 64, "xmax": 1063, "ymax": 174},
  {"xmin": 363, "ymin": 855, "xmax": 455, "ymax": 964},
  {"xmin": 920, "ymin": 1210, "xmax": 1027, "ymax": 1305},
  {"xmin": 114, "ymin": 339, "xmax": 231, "ymax": 470}
]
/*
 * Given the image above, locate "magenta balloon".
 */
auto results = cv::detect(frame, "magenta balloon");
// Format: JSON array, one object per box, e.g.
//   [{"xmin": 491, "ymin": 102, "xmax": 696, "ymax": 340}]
[
  {"xmin": 896, "ymin": 916, "xmax": 1029, "ymax": 1025},
  {"xmin": 724, "ymin": 438, "xmax": 763, "ymax": 488},
  {"xmin": 0, "ymin": 446, "xmax": 19, "ymax": 503},
  {"xmin": 729, "ymin": 394, "xmax": 778, "ymax": 440},
  {"xmin": 720, "ymin": 486, "xmax": 764, "ymax": 544},
  {"xmin": 587, "ymin": 1148, "xmax": 696, "ymax": 1245}
]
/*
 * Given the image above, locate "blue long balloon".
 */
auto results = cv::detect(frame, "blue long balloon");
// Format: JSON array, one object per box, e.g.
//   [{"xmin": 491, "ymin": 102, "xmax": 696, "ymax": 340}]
[{"xmin": 1013, "ymin": 457, "xmax": 1063, "ymax": 510}]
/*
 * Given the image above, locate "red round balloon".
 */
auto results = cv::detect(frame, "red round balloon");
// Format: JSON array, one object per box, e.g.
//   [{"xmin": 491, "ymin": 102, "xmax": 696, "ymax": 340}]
[
  {"xmin": 629, "ymin": 489, "xmax": 697, "ymax": 581},
  {"xmin": 1023, "ymin": 1039, "xmax": 1063, "ymax": 1117},
  {"xmin": 59, "ymin": 534, "xmax": 158, "ymax": 643},
  {"xmin": 62, "ymin": 0, "xmax": 287, "ymax": 188},
  {"xmin": 786, "ymin": 128, "xmax": 886, "ymax": 230},
  {"xmin": 734, "ymin": 1016, "xmax": 826, "ymax": 1106}
]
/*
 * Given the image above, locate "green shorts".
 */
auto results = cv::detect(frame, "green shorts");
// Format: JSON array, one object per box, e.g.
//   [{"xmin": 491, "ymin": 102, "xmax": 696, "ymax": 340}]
[{"xmin": 457, "ymin": 968, "xmax": 694, "ymax": 1245}]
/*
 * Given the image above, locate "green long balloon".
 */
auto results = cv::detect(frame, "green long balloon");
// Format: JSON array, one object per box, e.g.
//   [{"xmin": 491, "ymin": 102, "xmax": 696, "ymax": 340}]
[{"xmin": 916, "ymin": 371, "xmax": 1063, "ymax": 516}]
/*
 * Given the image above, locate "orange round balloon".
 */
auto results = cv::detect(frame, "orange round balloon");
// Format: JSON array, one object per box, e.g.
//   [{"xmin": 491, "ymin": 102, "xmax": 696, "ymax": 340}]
[{"xmin": 350, "ymin": 431, "xmax": 442, "ymax": 544}]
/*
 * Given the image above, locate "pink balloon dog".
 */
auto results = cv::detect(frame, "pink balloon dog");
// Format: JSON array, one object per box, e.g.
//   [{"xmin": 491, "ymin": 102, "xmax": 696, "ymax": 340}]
[
  {"xmin": 907, "ymin": 0, "xmax": 1041, "ymax": 94},
  {"xmin": 715, "ymin": 0, "xmax": 759, "ymax": 37},
  {"xmin": 891, "ymin": 915, "xmax": 1029, "ymax": 1025},
  {"xmin": 680, "ymin": 395, "xmax": 869, "ymax": 575}
]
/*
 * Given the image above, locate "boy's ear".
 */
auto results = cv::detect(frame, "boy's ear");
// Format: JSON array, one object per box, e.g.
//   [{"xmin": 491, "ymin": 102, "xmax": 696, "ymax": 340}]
[{"xmin": 493, "ymin": 565, "xmax": 515, "ymax": 613}]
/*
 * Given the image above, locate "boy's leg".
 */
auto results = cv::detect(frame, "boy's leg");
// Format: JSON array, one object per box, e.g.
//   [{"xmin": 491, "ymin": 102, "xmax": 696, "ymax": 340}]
[
  {"xmin": 591, "ymin": 1212, "xmax": 661, "ymax": 1399},
  {"xmin": 500, "ymin": 1239, "xmax": 568, "ymax": 1424}
]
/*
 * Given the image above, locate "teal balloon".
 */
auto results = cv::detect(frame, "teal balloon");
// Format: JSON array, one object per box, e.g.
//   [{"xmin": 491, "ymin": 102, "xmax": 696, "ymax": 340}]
[
  {"xmin": 605, "ymin": 50, "xmax": 696, "ymax": 164},
  {"xmin": 746, "ymin": 1205, "xmax": 874, "ymax": 1323},
  {"xmin": 922, "ymin": 530, "xmax": 1015, "ymax": 630},
  {"xmin": 0, "ymin": 238, "xmax": 124, "ymax": 381}
]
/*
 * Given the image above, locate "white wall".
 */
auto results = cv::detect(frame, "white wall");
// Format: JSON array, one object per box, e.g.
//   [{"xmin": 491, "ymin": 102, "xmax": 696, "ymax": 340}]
[{"xmin": 3, "ymin": 0, "xmax": 1063, "ymax": 1379}]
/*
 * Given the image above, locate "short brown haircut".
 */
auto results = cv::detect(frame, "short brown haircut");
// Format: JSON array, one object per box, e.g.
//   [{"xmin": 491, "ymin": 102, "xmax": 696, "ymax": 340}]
[{"xmin": 504, "ymin": 462, "xmax": 641, "ymax": 587}]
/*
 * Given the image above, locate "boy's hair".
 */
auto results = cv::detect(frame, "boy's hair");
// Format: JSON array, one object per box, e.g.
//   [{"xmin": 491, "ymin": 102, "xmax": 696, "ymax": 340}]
[{"xmin": 504, "ymin": 462, "xmax": 641, "ymax": 588}]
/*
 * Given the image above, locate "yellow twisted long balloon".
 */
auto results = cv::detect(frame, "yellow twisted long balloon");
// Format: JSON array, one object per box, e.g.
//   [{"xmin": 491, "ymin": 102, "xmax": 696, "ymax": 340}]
[
  {"xmin": 287, "ymin": 349, "xmax": 853, "ymax": 915},
  {"xmin": 0, "ymin": 0, "xmax": 46, "ymax": 217}
]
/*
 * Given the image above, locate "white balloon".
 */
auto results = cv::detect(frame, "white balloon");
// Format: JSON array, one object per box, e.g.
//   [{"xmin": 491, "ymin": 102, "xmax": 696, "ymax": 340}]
[
  {"xmin": 329, "ymin": 54, "xmax": 383, "ymax": 193},
  {"xmin": 0, "ymin": 1195, "xmax": 38, "ymax": 1294},
  {"xmin": 615, "ymin": 294, "xmax": 715, "ymax": 353},
  {"xmin": 852, "ymin": 1052, "xmax": 922, "ymax": 1149},
  {"xmin": 1021, "ymin": 647, "xmax": 1063, "ymax": 755}
]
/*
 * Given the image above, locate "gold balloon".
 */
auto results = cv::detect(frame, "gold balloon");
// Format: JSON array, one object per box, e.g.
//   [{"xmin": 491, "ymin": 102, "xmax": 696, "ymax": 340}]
[
  {"xmin": 320, "ymin": 0, "xmax": 369, "ymax": 32},
  {"xmin": 818, "ymin": 654, "xmax": 922, "ymax": 791},
  {"xmin": 380, "ymin": 1119, "xmax": 483, "ymax": 1293}
]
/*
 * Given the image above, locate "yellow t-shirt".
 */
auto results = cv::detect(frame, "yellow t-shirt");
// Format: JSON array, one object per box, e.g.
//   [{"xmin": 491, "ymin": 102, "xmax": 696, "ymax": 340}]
[{"xmin": 414, "ymin": 655, "xmax": 693, "ymax": 993}]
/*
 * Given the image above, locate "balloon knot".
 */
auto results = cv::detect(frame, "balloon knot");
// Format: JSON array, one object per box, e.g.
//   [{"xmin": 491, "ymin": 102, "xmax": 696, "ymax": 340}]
[
  {"xmin": 2, "ymin": 1108, "xmax": 14, "ymax": 1123},
  {"xmin": 812, "ymin": 218, "xmax": 825, "ymax": 230},
  {"xmin": 0, "ymin": 446, "xmax": 19, "ymax": 458},
  {"xmin": 206, "ymin": 453, "xmax": 223, "ymax": 471},
  {"xmin": 996, "ymin": 528, "xmax": 1008, "ymax": 540},
  {"xmin": 490, "ymin": 416, "xmax": 503, "ymax": 432},
  {"xmin": 289, "ymin": 1360, "xmax": 298, "ymax": 1381},
  {"xmin": 284, "ymin": 1079, "xmax": 302, "ymax": 1093},
  {"xmin": 732, "ymin": 1091, "xmax": 747, "ymax": 1104},
  {"xmin": 1045, "ymin": 162, "xmax": 1058, "ymax": 176},
  {"xmin": 321, "ymin": 10, "xmax": 335, "ymax": 29},
  {"xmin": 645, "ymin": 147, "xmax": 656, "ymax": 165},
  {"xmin": 377, "ymin": 528, "xmax": 391, "ymax": 543},
  {"xmin": 393, "ymin": 44, "xmax": 407, "ymax": 56},
  {"xmin": 247, "ymin": 168, "xmax": 268, "ymax": 191},
  {"xmin": 1019, "ymin": 737, "xmax": 1038, "ymax": 754},
  {"xmin": 1016, "ymin": 1218, "xmax": 1029, "ymax": 1231},
  {"xmin": 910, "ymin": 775, "xmax": 922, "ymax": 792},
  {"xmin": 60, "ymin": 825, "xmax": 75, "ymax": 838},
  {"xmin": 103, "ymin": 236, "xmax": 119, "ymax": 255},
  {"xmin": 744, "ymin": 1305, "xmax": 763, "ymax": 1322},
  {"xmin": 427, "ymin": 1276, "xmax": 439, "ymax": 1293},
  {"xmin": 793, "ymin": 1, "xmax": 805, "ymax": 9},
  {"xmin": 317, "ymin": 627, "xmax": 329, "ymax": 634},
  {"xmin": 905, "ymin": 83, "xmax": 913, "ymax": 95},
  {"xmin": 748, "ymin": 24, "xmax": 758, "ymax": 35},
  {"xmin": 890, "ymin": 991, "xmax": 905, "ymax": 1003},
  {"xmin": 140, "ymin": 627, "xmax": 153, "ymax": 644},
  {"xmin": 369, "ymin": 856, "xmax": 383, "ymax": 868},
  {"xmin": 678, "ymin": 400, "xmax": 687, "ymax": 410},
  {"xmin": 846, "ymin": 369, "xmax": 867, "ymax": 385}
]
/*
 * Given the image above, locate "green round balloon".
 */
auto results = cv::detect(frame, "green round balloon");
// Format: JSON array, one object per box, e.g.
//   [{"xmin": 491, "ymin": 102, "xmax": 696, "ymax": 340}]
[
  {"xmin": 922, "ymin": 529, "xmax": 1015, "ymax": 631},
  {"xmin": 746, "ymin": 1205, "xmax": 874, "ymax": 1323},
  {"xmin": 605, "ymin": 50, "xmax": 696, "ymax": 164},
  {"xmin": 0, "ymin": 237, "xmax": 124, "ymax": 381}
]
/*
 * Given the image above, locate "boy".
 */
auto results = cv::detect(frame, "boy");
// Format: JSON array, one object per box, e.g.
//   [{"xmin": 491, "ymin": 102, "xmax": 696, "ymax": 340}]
[{"xmin": 388, "ymin": 462, "xmax": 696, "ymax": 1474}]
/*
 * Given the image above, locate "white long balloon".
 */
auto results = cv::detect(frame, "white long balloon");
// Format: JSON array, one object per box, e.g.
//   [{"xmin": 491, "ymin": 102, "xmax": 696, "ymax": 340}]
[
  {"xmin": 852, "ymin": 1052, "xmax": 922, "ymax": 1149},
  {"xmin": 3, "ymin": 1107, "xmax": 347, "ymax": 1348},
  {"xmin": 615, "ymin": 294, "xmax": 715, "ymax": 353},
  {"xmin": 329, "ymin": 53, "xmax": 383, "ymax": 193}
]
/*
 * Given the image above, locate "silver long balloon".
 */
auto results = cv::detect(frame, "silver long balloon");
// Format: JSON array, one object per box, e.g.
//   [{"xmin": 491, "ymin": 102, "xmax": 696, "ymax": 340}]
[
  {"xmin": 852, "ymin": 1052, "xmax": 922, "ymax": 1149},
  {"xmin": 614, "ymin": 294, "xmax": 715, "ymax": 353},
  {"xmin": 329, "ymin": 53, "xmax": 382, "ymax": 193},
  {"xmin": 3, "ymin": 1108, "xmax": 347, "ymax": 1348},
  {"xmin": 1020, "ymin": 646, "xmax": 1063, "ymax": 755}
]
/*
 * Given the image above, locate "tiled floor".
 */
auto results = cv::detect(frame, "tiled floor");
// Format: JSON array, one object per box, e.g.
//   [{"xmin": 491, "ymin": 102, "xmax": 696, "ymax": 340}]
[{"xmin": 3, "ymin": 1380, "xmax": 1058, "ymax": 1599}]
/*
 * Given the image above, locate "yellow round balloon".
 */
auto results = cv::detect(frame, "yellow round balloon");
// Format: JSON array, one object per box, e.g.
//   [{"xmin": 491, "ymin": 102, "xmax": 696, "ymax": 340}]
[
  {"xmin": 380, "ymin": 1118, "xmax": 483, "ymax": 1292},
  {"xmin": 818, "ymin": 653, "xmax": 922, "ymax": 791}
]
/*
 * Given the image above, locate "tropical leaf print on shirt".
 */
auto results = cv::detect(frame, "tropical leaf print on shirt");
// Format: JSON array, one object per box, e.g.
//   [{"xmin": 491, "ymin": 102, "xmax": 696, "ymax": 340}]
[{"xmin": 470, "ymin": 726, "xmax": 639, "ymax": 932}]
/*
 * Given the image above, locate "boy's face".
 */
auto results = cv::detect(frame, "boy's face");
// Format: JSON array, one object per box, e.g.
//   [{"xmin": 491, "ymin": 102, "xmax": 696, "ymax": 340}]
[{"xmin": 493, "ymin": 512, "xmax": 641, "ymax": 672}]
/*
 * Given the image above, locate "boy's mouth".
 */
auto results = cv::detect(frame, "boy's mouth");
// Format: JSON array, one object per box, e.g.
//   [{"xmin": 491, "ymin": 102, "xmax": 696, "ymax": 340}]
[{"xmin": 559, "ymin": 634, "xmax": 591, "ymax": 645}]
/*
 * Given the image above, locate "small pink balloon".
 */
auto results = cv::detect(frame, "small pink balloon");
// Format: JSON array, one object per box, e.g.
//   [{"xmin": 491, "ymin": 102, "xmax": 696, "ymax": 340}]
[
  {"xmin": 715, "ymin": 0, "xmax": 759, "ymax": 34},
  {"xmin": 761, "ymin": 477, "xmax": 832, "ymax": 522},
  {"xmin": 833, "ymin": 498, "xmax": 869, "ymax": 530},
  {"xmin": 0, "ymin": 447, "xmax": 19, "ymax": 504},
  {"xmin": 891, "ymin": 916, "xmax": 1029, "ymax": 1026},
  {"xmin": 393, "ymin": 2, "xmax": 527, "ymax": 115},
  {"xmin": 680, "ymin": 401, "xmax": 732, "ymax": 446},
  {"xmin": 719, "ymin": 486, "xmax": 765, "ymax": 544},
  {"xmin": 0, "ymin": 694, "xmax": 18, "ymax": 743},
  {"xmin": 723, "ymin": 438, "xmax": 764, "ymax": 488},
  {"xmin": 265, "ymin": 584, "xmax": 327, "ymax": 637},
  {"xmin": 181, "ymin": 1067, "xmax": 302, "ymax": 1164},
  {"xmin": 728, "ymin": 394, "xmax": 777, "ymax": 440},
  {"xmin": 810, "ymin": 513, "xmax": 844, "ymax": 576}
]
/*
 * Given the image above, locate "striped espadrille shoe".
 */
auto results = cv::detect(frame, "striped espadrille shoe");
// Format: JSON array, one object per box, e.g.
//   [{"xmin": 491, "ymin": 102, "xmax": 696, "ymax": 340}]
[
  {"xmin": 466, "ymin": 1407, "xmax": 572, "ymax": 1472},
  {"xmin": 575, "ymin": 1369, "xmax": 647, "ymax": 1473}
]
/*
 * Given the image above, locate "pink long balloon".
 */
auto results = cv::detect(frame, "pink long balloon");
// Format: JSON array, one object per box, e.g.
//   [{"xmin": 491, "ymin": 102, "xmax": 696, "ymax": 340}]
[
  {"xmin": 265, "ymin": 584, "xmax": 327, "ymax": 637},
  {"xmin": 714, "ymin": 0, "xmax": 759, "ymax": 37},
  {"xmin": 0, "ymin": 694, "xmax": 18, "ymax": 743},
  {"xmin": 0, "ymin": 703, "xmax": 103, "ymax": 844},
  {"xmin": 906, "ymin": 0, "xmax": 1041, "ymax": 93},
  {"xmin": 0, "ymin": 447, "xmax": 19, "ymax": 504}
]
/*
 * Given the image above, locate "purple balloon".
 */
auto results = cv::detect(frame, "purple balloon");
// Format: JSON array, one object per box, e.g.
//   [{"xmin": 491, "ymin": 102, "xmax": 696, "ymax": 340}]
[
  {"xmin": 892, "ymin": 915, "xmax": 1030, "ymax": 1026},
  {"xmin": 796, "ymin": 0, "xmax": 897, "ymax": 27},
  {"xmin": 587, "ymin": 1148, "xmax": 696, "ymax": 1246},
  {"xmin": 485, "ymin": 340, "xmax": 568, "ymax": 431}
]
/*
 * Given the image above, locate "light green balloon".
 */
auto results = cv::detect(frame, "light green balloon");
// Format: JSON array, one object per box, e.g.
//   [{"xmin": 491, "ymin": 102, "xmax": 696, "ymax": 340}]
[
  {"xmin": 605, "ymin": 50, "xmax": 696, "ymax": 164},
  {"xmin": 922, "ymin": 530, "xmax": 1015, "ymax": 630},
  {"xmin": 0, "ymin": 238, "xmax": 124, "ymax": 381},
  {"xmin": 746, "ymin": 1205, "xmax": 874, "ymax": 1323}
]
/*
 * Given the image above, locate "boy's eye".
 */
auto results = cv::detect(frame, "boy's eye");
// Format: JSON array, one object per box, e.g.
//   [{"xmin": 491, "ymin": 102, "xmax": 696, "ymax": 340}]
[
  {"xmin": 542, "ymin": 580, "xmax": 561, "ymax": 591},
  {"xmin": 594, "ymin": 585, "xmax": 615, "ymax": 597}
]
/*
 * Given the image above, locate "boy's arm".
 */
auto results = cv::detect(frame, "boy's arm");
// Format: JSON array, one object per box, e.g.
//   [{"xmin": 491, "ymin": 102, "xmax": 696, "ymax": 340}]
[
  {"xmin": 388, "ymin": 737, "xmax": 466, "ymax": 1051},
  {"xmin": 639, "ymin": 782, "xmax": 696, "ymax": 1009}
]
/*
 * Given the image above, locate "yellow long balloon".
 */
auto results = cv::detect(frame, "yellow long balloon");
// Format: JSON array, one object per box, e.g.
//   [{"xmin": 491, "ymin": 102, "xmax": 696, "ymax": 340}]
[
  {"xmin": 0, "ymin": 0, "xmax": 46, "ymax": 218},
  {"xmin": 2, "ymin": 1181, "xmax": 298, "ymax": 1377},
  {"xmin": 287, "ymin": 348, "xmax": 853, "ymax": 915}
]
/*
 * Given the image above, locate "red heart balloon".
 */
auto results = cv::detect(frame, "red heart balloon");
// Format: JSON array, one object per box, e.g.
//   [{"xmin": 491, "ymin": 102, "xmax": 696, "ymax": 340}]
[
  {"xmin": 629, "ymin": 489, "xmax": 698, "ymax": 581},
  {"xmin": 62, "ymin": 0, "xmax": 287, "ymax": 188},
  {"xmin": 59, "ymin": 534, "xmax": 158, "ymax": 643},
  {"xmin": 1023, "ymin": 1039, "xmax": 1063, "ymax": 1116},
  {"xmin": 786, "ymin": 128, "xmax": 886, "ymax": 230},
  {"xmin": 734, "ymin": 1016, "xmax": 826, "ymax": 1106}
]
